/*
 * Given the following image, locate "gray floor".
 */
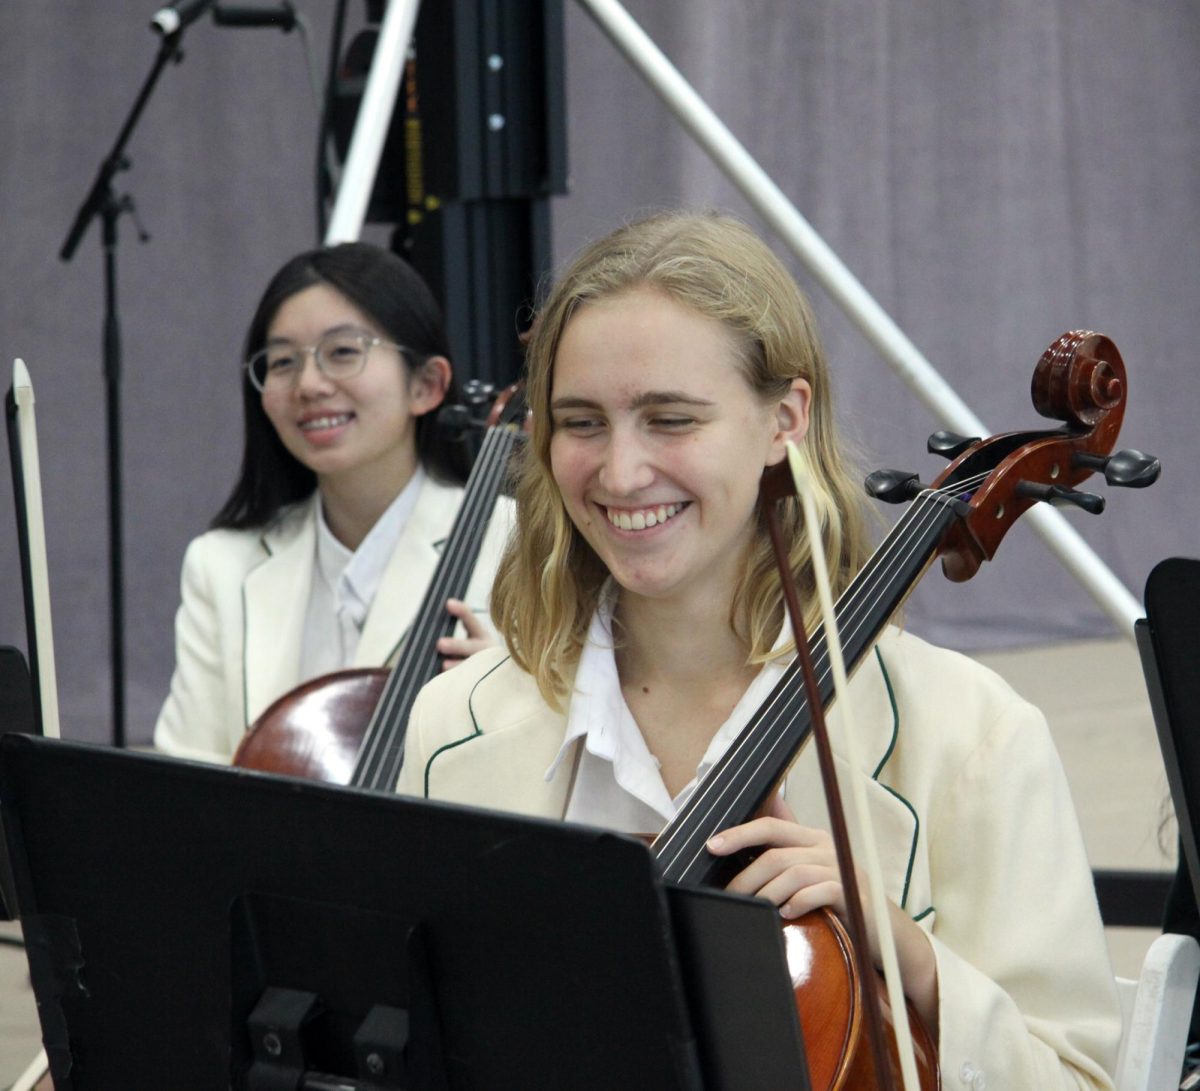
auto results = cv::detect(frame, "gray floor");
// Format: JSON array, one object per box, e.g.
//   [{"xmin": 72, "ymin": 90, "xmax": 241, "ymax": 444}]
[{"xmin": 0, "ymin": 637, "xmax": 1178, "ymax": 1085}]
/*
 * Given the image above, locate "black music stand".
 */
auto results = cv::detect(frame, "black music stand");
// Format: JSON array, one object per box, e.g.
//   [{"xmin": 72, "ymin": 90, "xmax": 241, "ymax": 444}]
[
  {"xmin": 0, "ymin": 649, "xmax": 33, "ymax": 921},
  {"xmin": 0, "ymin": 735, "xmax": 810, "ymax": 1090},
  {"xmin": 1136, "ymin": 558, "xmax": 1200, "ymax": 913},
  {"xmin": 1137, "ymin": 554, "xmax": 1200, "ymax": 1044}
]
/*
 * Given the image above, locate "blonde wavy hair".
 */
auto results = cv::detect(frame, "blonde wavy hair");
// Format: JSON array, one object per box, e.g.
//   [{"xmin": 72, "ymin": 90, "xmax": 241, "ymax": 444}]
[{"xmin": 491, "ymin": 210, "xmax": 872, "ymax": 707}]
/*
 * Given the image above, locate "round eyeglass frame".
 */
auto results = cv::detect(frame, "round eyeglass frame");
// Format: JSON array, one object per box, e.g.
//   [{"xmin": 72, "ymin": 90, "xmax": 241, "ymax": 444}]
[{"xmin": 243, "ymin": 330, "xmax": 411, "ymax": 393}]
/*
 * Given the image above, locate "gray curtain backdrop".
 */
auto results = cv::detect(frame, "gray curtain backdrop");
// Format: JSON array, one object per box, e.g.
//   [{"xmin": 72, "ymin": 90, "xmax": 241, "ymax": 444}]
[{"xmin": 1, "ymin": 1, "xmax": 1196, "ymax": 747}]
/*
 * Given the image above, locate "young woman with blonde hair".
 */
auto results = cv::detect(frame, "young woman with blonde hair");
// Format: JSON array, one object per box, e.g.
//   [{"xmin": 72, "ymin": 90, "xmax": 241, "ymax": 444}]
[{"xmin": 398, "ymin": 211, "xmax": 1122, "ymax": 1088}]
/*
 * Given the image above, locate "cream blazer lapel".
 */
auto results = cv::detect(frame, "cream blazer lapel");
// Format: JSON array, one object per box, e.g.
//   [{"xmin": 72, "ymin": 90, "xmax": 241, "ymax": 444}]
[
  {"xmin": 412, "ymin": 651, "xmax": 580, "ymax": 820},
  {"xmin": 242, "ymin": 498, "xmax": 319, "ymax": 725},
  {"xmin": 423, "ymin": 711, "xmax": 579, "ymax": 820},
  {"xmin": 355, "ymin": 477, "xmax": 463, "ymax": 667}
]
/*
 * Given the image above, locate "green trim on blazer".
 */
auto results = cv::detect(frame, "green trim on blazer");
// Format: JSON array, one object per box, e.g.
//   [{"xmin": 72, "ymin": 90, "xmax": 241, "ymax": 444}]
[
  {"xmin": 423, "ymin": 653, "xmax": 512, "ymax": 797},
  {"xmin": 872, "ymin": 644, "xmax": 931, "ymax": 919}
]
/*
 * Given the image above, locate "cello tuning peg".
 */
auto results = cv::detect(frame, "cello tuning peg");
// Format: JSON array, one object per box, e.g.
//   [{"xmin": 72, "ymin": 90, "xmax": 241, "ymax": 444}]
[
  {"xmin": 1073, "ymin": 448, "xmax": 1161, "ymax": 488},
  {"xmin": 864, "ymin": 469, "xmax": 924, "ymax": 505},
  {"xmin": 927, "ymin": 431, "xmax": 980, "ymax": 460},
  {"xmin": 461, "ymin": 379, "xmax": 497, "ymax": 407},
  {"xmin": 434, "ymin": 404, "xmax": 477, "ymax": 442},
  {"xmin": 1016, "ymin": 481, "xmax": 1106, "ymax": 515}
]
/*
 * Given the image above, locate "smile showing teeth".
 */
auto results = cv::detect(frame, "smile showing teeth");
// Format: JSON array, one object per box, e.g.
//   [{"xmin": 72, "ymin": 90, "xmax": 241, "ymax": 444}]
[
  {"xmin": 299, "ymin": 413, "xmax": 352, "ymax": 431},
  {"xmin": 605, "ymin": 502, "xmax": 684, "ymax": 531}
]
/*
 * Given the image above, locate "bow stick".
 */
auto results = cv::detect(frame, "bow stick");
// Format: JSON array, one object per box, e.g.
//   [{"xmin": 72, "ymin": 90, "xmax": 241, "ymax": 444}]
[{"xmin": 762, "ymin": 439, "xmax": 921, "ymax": 1091}]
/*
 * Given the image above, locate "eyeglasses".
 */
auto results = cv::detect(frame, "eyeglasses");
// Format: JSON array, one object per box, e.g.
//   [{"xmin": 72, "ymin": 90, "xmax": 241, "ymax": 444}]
[{"xmin": 244, "ymin": 329, "xmax": 407, "ymax": 392}]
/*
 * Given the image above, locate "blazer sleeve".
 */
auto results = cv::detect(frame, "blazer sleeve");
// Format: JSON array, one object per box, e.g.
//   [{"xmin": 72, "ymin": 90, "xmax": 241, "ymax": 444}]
[
  {"xmin": 926, "ymin": 691, "xmax": 1120, "ymax": 1089},
  {"xmin": 153, "ymin": 535, "xmax": 240, "ymax": 764}
]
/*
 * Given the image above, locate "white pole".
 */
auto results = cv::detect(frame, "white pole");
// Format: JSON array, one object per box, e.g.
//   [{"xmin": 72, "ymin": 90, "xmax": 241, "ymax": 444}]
[
  {"xmin": 575, "ymin": 0, "xmax": 1144, "ymax": 637},
  {"xmin": 324, "ymin": 0, "xmax": 421, "ymax": 245}
]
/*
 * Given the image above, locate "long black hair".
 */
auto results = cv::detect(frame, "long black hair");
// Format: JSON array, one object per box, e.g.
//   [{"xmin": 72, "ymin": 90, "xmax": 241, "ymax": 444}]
[{"xmin": 212, "ymin": 242, "xmax": 471, "ymax": 530}]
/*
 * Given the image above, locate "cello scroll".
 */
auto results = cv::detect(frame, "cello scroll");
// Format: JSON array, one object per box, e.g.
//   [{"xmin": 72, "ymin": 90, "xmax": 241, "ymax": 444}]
[{"xmin": 867, "ymin": 331, "xmax": 1160, "ymax": 582}]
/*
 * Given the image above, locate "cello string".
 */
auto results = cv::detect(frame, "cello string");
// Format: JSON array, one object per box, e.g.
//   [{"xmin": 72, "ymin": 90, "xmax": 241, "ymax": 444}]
[
  {"xmin": 353, "ymin": 426, "xmax": 508, "ymax": 784},
  {"xmin": 353, "ymin": 434, "xmax": 507, "ymax": 785},
  {"xmin": 657, "ymin": 469, "xmax": 986, "ymax": 873},
  {"xmin": 357, "ymin": 421, "xmax": 523, "ymax": 788},
  {"xmin": 357, "ymin": 424, "xmax": 515, "ymax": 787},
  {"xmin": 654, "ymin": 480, "xmax": 950, "ymax": 864},
  {"xmin": 655, "ymin": 466, "xmax": 990, "ymax": 874},
  {"xmin": 658, "ymin": 466, "xmax": 992, "ymax": 875},
  {"xmin": 672, "ymin": 460, "xmax": 989, "ymax": 811}
]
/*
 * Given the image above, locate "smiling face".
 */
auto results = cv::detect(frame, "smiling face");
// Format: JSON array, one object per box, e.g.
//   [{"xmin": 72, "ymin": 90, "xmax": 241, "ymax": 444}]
[
  {"xmin": 259, "ymin": 283, "xmax": 443, "ymax": 497},
  {"xmin": 549, "ymin": 286, "xmax": 810, "ymax": 612}
]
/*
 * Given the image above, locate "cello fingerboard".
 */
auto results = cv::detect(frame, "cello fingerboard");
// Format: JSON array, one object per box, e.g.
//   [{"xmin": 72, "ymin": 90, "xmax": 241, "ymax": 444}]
[{"xmin": 653, "ymin": 490, "xmax": 960, "ymax": 888}]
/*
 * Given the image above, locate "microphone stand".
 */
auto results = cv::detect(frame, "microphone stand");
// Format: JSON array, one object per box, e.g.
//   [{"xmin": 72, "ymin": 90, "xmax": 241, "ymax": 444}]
[{"xmin": 59, "ymin": 31, "xmax": 187, "ymax": 749}]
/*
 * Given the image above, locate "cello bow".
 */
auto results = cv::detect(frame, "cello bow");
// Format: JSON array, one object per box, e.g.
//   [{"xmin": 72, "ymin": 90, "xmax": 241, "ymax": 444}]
[
  {"xmin": 5, "ymin": 359, "xmax": 60, "ymax": 1090},
  {"xmin": 7, "ymin": 359, "xmax": 61, "ymax": 741}
]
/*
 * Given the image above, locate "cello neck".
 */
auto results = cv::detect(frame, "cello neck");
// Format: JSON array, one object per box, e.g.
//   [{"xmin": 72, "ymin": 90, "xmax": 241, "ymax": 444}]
[
  {"xmin": 350, "ymin": 405, "xmax": 525, "ymax": 792},
  {"xmin": 652, "ymin": 485, "xmax": 963, "ymax": 887}
]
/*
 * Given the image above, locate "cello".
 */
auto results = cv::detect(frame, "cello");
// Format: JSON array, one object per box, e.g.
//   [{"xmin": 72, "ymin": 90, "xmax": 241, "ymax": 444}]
[
  {"xmin": 232, "ymin": 385, "xmax": 527, "ymax": 791},
  {"xmin": 654, "ymin": 331, "xmax": 1158, "ymax": 1088}
]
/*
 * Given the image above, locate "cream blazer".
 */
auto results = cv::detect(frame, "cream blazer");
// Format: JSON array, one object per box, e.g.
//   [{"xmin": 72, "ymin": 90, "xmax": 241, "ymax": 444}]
[
  {"xmin": 399, "ymin": 627, "xmax": 1122, "ymax": 1090},
  {"xmin": 154, "ymin": 477, "xmax": 511, "ymax": 763}
]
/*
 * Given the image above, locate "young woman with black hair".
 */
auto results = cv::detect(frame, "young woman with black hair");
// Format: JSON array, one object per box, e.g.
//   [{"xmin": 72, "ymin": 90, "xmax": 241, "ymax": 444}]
[{"xmin": 155, "ymin": 242, "xmax": 508, "ymax": 763}]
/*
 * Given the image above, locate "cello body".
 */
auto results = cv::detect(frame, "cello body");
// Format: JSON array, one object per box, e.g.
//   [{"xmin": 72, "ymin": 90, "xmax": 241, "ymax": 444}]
[
  {"xmin": 786, "ymin": 910, "xmax": 940, "ymax": 1088},
  {"xmin": 232, "ymin": 667, "xmax": 386, "ymax": 782}
]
